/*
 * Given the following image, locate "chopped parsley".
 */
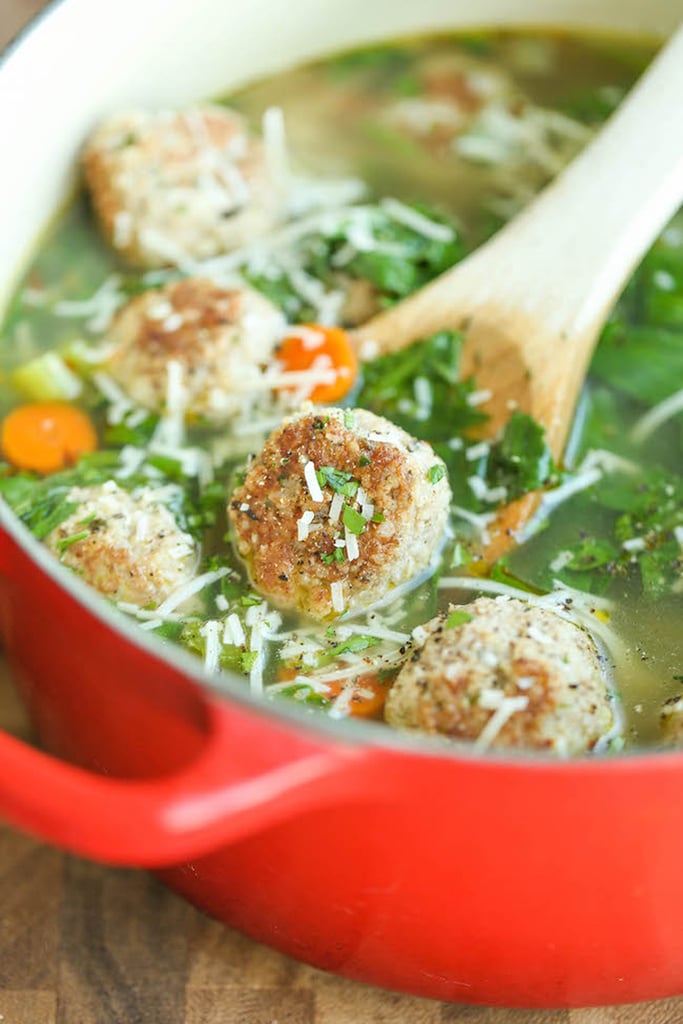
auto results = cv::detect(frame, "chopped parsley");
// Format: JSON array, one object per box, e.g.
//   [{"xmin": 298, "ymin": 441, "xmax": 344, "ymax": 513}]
[
  {"xmin": 357, "ymin": 330, "xmax": 485, "ymax": 443},
  {"xmin": 486, "ymin": 412, "xmax": 559, "ymax": 498},
  {"xmin": 342, "ymin": 505, "xmax": 367, "ymax": 535},
  {"xmin": 427, "ymin": 464, "xmax": 446, "ymax": 484},
  {"xmin": 316, "ymin": 466, "xmax": 360, "ymax": 497},
  {"xmin": 445, "ymin": 609, "xmax": 474, "ymax": 628},
  {"xmin": 317, "ymin": 634, "xmax": 379, "ymax": 666},
  {"xmin": 321, "ymin": 548, "xmax": 345, "ymax": 565}
]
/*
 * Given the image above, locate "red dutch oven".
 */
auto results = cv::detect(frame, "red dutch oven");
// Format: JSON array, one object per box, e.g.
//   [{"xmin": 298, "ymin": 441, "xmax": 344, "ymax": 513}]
[{"xmin": 1, "ymin": 0, "xmax": 682, "ymax": 1009}]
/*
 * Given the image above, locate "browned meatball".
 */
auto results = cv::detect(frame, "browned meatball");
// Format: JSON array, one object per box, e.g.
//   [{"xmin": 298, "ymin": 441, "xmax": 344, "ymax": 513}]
[
  {"xmin": 385, "ymin": 596, "xmax": 618, "ymax": 755},
  {"xmin": 83, "ymin": 105, "xmax": 282, "ymax": 268},
  {"xmin": 228, "ymin": 407, "xmax": 451, "ymax": 619},
  {"xmin": 104, "ymin": 277, "xmax": 284, "ymax": 421},
  {"xmin": 44, "ymin": 480, "xmax": 197, "ymax": 607}
]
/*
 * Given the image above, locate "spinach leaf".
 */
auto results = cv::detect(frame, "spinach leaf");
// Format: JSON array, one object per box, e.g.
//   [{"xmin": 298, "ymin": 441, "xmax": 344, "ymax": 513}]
[
  {"xmin": 558, "ymin": 85, "xmax": 623, "ymax": 125},
  {"xmin": 246, "ymin": 202, "xmax": 466, "ymax": 325},
  {"xmin": 591, "ymin": 322, "xmax": 683, "ymax": 407},
  {"xmin": 0, "ymin": 445, "xmax": 225, "ymax": 545},
  {"xmin": 523, "ymin": 466, "xmax": 683, "ymax": 599},
  {"xmin": 357, "ymin": 330, "xmax": 486, "ymax": 441},
  {"xmin": 486, "ymin": 412, "xmax": 558, "ymax": 497}
]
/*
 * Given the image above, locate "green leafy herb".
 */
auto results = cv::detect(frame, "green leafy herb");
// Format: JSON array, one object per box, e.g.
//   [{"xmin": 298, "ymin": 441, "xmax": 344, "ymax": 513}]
[
  {"xmin": 512, "ymin": 465, "xmax": 683, "ymax": 599},
  {"xmin": 245, "ymin": 203, "xmax": 466, "ymax": 324},
  {"xmin": 317, "ymin": 634, "xmax": 379, "ymax": 666},
  {"xmin": 240, "ymin": 651, "xmax": 259, "ymax": 672},
  {"xmin": 316, "ymin": 466, "xmax": 359, "ymax": 497},
  {"xmin": 321, "ymin": 548, "xmax": 345, "ymax": 564},
  {"xmin": 342, "ymin": 505, "xmax": 367, "ymax": 535},
  {"xmin": 104, "ymin": 413, "xmax": 158, "ymax": 448},
  {"xmin": 445, "ymin": 609, "xmax": 474, "ymax": 628},
  {"xmin": 357, "ymin": 330, "xmax": 486, "ymax": 443},
  {"xmin": 55, "ymin": 529, "xmax": 90, "ymax": 553},
  {"xmin": 486, "ymin": 412, "xmax": 558, "ymax": 498},
  {"xmin": 427, "ymin": 464, "xmax": 446, "ymax": 484},
  {"xmin": 592, "ymin": 321, "xmax": 683, "ymax": 406}
]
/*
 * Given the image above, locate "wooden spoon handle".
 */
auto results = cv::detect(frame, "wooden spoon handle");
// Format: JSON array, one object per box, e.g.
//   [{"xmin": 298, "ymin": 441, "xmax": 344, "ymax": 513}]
[{"xmin": 355, "ymin": 23, "xmax": 683, "ymax": 357}]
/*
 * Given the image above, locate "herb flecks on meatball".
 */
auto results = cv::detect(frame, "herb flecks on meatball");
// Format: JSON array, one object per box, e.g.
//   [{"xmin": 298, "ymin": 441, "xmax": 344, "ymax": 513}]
[
  {"xmin": 385, "ymin": 596, "xmax": 618, "ymax": 755},
  {"xmin": 105, "ymin": 277, "xmax": 285, "ymax": 422},
  {"xmin": 228, "ymin": 407, "xmax": 451, "ymax": 619},
  {"xmin": 44, "ymin": 480, "xmax": 197, "ymax": 607},
  {"xmin": 83, "ymin": 105, "xmax": 283, "ymax": 268}
]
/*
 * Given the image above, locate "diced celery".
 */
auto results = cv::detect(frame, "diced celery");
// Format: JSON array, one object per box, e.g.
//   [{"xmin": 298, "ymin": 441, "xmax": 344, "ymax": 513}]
[
  {"xmin": 59, "ymin": 337, "xmax": 110, "ymax": 374},
  {"xmin": 10, "ymin": 351, "xmax": 83, "ymax": 401}
]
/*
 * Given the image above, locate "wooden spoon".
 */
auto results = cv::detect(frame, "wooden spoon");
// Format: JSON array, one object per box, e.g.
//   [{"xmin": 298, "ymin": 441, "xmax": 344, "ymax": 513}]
[{"xmin": 353, "ymin": 25, "xmax": 683, "ymax": 559}]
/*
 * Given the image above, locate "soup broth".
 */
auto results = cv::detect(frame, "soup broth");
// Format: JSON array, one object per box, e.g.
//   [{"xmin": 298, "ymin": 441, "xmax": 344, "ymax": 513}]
[{"xmin": 1, "ymin": 29, "xmax": 680, "ymax": 754}]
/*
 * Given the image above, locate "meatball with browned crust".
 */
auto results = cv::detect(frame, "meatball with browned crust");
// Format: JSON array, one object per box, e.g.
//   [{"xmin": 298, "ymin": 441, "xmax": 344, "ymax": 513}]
[
  {"xmin": 44, "ymin": 480, "xmax": 197, "ymax": 607},
  {"xmin": 83, "ymin": 105, "xmax": 282, "ymax": 268},
  {"xmin": 104, "ymin": 277, "xmax": 285, "ymax": 422},
  {"xmin": 385, "ymin": 596, "xmax": 618, "ymax": 756},
  {"xmin": 228, "ymin": 407, "xmax": 451, "ymax": 619}
]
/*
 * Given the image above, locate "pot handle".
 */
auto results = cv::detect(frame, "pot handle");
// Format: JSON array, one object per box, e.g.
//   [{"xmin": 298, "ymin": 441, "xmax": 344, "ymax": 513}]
[{"xmin": 0, "ymin": 699, "xmax": 377, "ymax": 867}]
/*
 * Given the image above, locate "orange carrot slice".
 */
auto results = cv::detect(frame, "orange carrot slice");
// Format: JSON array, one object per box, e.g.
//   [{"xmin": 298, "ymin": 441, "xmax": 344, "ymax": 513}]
[
  {"xmin": 277, "ymin": 324, "xmax": 358, "ymax": 403},
  {"xmin": 325, "ymin": 673, "xmax": 388, "ymax": 719},
  {"xmin": 1, "ymin": 402, "xmax": 97, "ymax": 474}
]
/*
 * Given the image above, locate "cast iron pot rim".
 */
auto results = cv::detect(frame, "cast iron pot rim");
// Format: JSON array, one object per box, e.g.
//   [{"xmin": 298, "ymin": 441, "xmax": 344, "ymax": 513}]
[{"xmin": 1, "ymin": 0, "xmax": 679, "ymax": 774}]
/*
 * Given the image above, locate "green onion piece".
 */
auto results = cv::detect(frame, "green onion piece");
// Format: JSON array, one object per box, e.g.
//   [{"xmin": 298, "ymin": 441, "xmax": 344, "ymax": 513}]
[{"xmin": 56, "ymin": 530, "xmax": 90, "ymax": 553}]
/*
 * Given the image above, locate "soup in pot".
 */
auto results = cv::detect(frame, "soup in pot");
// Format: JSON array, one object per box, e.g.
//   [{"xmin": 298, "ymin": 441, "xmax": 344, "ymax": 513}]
[{"xmin": 0, "ymin": 29, "xmax": 680, "ymax": 756}]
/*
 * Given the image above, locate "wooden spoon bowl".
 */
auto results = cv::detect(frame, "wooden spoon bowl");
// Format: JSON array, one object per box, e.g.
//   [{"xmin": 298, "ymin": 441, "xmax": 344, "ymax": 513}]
[{"xmin": 353, "ymin": 23, "xmax": 683, "ymax": 556}]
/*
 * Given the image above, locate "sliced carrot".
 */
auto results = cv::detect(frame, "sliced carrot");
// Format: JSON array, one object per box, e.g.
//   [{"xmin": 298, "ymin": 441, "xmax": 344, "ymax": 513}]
[
  {"xmin": 276, "ymin": 323, "xmax": 358, "ymax": 403},
  {"xmin": 324, "ymin": 673, "xmax": 388, "ymax": 719},
  {"xmin": 277, "ymin": 665, "xmax": 388, "ymax": 719},
  {"xmin": 1, "ymin": 401, "xmax": 97, "ymax": 474}
]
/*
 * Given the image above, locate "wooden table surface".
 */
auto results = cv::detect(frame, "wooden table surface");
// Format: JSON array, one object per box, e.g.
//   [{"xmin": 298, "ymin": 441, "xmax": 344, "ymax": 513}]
[{"xmin": 1, "ymin": 2, "xmax": 683, "ymax": 1021}]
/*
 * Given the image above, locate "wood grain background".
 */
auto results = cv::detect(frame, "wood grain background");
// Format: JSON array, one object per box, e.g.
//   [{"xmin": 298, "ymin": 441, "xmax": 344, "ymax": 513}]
[{"xmin": 1, "ymin": 1, "xmax": 682, "ymax": 1021}]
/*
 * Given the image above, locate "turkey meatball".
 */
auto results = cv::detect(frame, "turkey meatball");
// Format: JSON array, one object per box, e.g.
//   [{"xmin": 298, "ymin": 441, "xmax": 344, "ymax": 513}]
[
  {"xmin": 228, "ymin": 407, "xmax": 451, "ymax": 619},
  {"xmin": 104, "ymin": 277, "xmax": 285, "ymax": 422},
  {"xmin": 385, "ymin": 596, "xmax": 618, "ymax": 756},
  {"xmin": 83, "ymin": 105, "xmax": 282, "ymax": 268},
  {"xmin": 45, "ymin": 480, "xmax": 197, "ymax": 607}
]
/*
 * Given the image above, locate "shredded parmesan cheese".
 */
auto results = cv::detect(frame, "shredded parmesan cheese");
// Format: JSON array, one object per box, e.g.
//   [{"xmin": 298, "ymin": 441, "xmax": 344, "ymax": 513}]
[
  {"xmin": 304, "ymin": 460, "xmax": 324, "ymax": 502},
  {"xmin": 344, "ymin": 527, "xmax": 360, "ymax": 561},
  {"xmin": 297, "ymin": 509, "xmax": 315, "ymax": 541},
  {"xmin": 630, "ymin": 387, "xmax": 683, "ymax": 444},
  {"xmin": 155, "ymin": 567, "xmax": 230, "ymax": 617},
  {"xmin": 475, "ymin": 690, "xmax": 529, "ymax": 749},
  {"xmin": 200, "ymin": 620, "xmax": 222, "ymax": 674},
  {"xmin": 330, "ymin": 581, "xmax": 345, "ymax": 613},
  {"xmin": 381, "ymin": 197, "xmax": 455, "ymax": 243}
]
